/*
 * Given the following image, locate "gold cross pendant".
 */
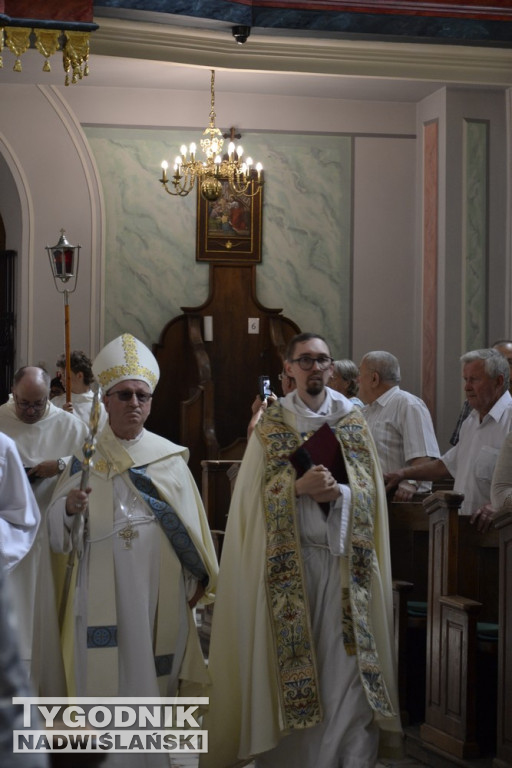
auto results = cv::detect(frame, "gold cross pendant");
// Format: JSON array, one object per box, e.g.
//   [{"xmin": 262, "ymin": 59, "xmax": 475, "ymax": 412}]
[{"xmin": 118, "ymin": 523, "xmax": 139, "ymax": 549}]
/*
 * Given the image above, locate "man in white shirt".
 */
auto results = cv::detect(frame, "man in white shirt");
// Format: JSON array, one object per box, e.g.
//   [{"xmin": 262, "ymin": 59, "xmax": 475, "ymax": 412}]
[
  {"xmin": 386, "ymin": 348, "xmax": 512, "ymax": 529},
  {"xmin": 449, "ymin": 338, "xmax": 512, "ymax": 446},
  {"xmin": 358, "ymin": 351, "xmax": 440, "ymax": 501}
]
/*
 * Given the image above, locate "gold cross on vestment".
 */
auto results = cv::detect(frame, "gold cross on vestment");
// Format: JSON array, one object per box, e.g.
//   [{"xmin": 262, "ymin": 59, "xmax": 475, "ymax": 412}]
[{"xmin": 118, "ymin": 523, "xmax": 138, "ymax": 549}]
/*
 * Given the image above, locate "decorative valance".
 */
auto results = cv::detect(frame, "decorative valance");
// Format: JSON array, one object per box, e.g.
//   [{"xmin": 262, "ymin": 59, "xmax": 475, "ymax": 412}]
[{"xmin": 0, "ymin": 1, "xmax": 98, "ymax": 84}]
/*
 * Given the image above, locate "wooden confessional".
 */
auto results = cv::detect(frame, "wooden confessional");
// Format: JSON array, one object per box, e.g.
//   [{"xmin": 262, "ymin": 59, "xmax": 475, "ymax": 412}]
[{"xmin": 147, "ymin": 262, "xmax": 300, "ymax": 487}]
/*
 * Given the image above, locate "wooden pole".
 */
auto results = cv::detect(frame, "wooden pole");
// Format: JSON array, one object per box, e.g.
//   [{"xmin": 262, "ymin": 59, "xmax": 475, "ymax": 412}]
[{"xmin": 64, "ymin": 291, "xmax": 71, "ymax": 403}]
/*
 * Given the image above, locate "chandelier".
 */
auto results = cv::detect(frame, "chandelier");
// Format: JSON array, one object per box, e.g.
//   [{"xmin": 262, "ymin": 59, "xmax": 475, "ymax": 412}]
[{"xmin": 159, "ymin": 70, "xmax": 263, "ymax": 202}]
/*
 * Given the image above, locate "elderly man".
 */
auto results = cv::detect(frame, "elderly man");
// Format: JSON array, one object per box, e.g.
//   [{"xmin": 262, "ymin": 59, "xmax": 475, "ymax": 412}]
[
  {"xmin": 358, "ymin": 351, "xmax": 440, "ymax": 501},
  {"xmin": 493, "ymin": 339, "xmax": 512, "ymax": 383},
  {"xmin": 48, "ymin": 334, "xmax": 217, "ymax": 718},
  {"xmin": 449, "ymin": 338, "xmax": 512, "ymax": 445},
  {"xmin": 386, "ymin": 348, "xmax": 512, "ymax": 530},
  {"xmin": 202, "ymin": 333, "xmax": 401, "ymax": 768},
  {"xmin": 0, "ymin": 366, "xmax": 87, "ymax": 693}
]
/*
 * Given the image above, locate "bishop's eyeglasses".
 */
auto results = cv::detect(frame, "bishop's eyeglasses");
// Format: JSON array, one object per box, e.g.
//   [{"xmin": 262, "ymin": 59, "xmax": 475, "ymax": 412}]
[{"xmin": 107, "ymin": 390, "xmax": 153, "ymax": 404}]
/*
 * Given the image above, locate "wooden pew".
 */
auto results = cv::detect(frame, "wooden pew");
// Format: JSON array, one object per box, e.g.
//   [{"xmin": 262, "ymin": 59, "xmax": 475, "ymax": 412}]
[
  {"xmin": 420, "ymin": 491, "xmax": 500, "ymax": 759},
  {"xmin": 494, "ymin": 503, "xmax": 512, "ymax": 768},
  {"xmin": 388, "ymin": 500, "xmax": 429, "ymax": 722}
]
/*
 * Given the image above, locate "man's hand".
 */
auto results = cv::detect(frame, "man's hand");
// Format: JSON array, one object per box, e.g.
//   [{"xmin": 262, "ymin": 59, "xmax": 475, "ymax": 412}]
[
  {"xmin": 62, "ymin": 401, "xmax": 74, "ymax": 413},
  {"xmin": 392, "ymin": 481, "xmax": 418, "ymax": 502},
  {"xmin": 470, "ymin": 503, "xmax": 496, "ymax": 533},
  {"xmin": 384, "ymin": 470, "xmax": 405, "ymax": 495},
  {"xmin": 250, "ymin": 393, "xmax": 277, "ymax": 415},
  {"xmin": 65, "ymin": 488, "xmax": 91, "ymax": 517},
  {"xmin": 295, "ymin": 465, "xmax": 340, "ymax": 503},
  {"xmin": 28, "ymin": 460, "xmax": 61, "ymax": 480},
  {"xmin": 247, "ymin": 394, "xmax": 278, "ymax": 440}
]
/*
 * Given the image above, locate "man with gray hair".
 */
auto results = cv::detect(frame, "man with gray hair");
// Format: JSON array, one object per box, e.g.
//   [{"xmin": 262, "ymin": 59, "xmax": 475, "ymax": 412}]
[
  {"xmin": 358, "ymin": 350, "xmax": 440, "ymax": 501},
  {"xmin": 449, "ymin": 338, "xmax": 512, "ymax": 446},
  {"xmin": 386, "ymin": 348, "xmax": 512, "ymax": 528}
]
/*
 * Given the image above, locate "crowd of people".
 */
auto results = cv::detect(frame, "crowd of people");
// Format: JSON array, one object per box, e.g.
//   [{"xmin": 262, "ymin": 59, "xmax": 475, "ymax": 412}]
[{"xmin": 1, "ymin": 331, "xmax": 511, "ymax": 767}]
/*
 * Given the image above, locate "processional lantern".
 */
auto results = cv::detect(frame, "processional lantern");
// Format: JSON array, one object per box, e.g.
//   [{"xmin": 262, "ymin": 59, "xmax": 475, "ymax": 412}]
[{"xmin": 46, "ymin": 229, "xmax": 81, "ymax": 403}]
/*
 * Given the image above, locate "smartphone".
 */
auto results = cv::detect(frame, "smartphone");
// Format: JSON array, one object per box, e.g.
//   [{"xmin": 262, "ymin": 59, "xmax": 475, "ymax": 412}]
[{"xmin": 258, "ymin": 375, "xmax": 272, "ymax": 401}]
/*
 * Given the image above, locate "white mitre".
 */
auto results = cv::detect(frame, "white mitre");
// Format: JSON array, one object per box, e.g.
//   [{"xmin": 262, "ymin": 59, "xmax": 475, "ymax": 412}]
[{"xmin": 92, "ymin": 333, "xmax": 160, "ymax": 394}]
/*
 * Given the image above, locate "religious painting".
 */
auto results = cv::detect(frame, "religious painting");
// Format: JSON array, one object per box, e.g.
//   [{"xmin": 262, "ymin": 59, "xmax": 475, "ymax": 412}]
[{"xmin": 196, "ymin": 175, "xmax": 263, "ymax": 263}]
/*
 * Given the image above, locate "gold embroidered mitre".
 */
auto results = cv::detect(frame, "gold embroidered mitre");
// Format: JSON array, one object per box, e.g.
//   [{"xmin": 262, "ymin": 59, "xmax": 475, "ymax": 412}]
[{"xmin": 92, "ymin": 333, "xmax": 159, "ymax": 394}]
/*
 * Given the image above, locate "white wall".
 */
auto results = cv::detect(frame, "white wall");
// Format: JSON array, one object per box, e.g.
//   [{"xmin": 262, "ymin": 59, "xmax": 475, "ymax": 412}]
[
  {"xmin": 0, "ymin": 57, "xmax": 419, "ymax": 376},
  {"xmin": 0, "ymin": 82, "xmax": 103, "ymax": 372},
  {"xmin": 417, "ymin": 87, "xmax": 508, "ymax": 448},
  {"xmin": 352, "ymin": 135, "xmax": 418, "ymax": 391}
]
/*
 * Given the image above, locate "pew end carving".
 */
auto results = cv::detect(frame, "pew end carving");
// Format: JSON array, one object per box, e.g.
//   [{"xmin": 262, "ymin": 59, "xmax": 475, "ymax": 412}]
[{"xmin": 420, "ymin": 490, "xmax": 500, "ymax": 760}]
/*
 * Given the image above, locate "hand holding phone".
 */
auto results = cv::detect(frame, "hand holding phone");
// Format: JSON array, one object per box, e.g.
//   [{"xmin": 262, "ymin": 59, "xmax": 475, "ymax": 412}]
[{"xmin": 258, "ymin": 375, "xmax": 272, "ymax": 401}]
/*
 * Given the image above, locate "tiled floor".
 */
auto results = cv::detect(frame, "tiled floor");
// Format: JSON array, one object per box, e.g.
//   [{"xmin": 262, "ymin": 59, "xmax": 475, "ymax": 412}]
[
  {"xmin": 183, "ymin": 616, "xmax": 428, "ymax": 768},
  {"xmin": 169, "ymin": 757, "xmax": 424, "ymax": 768}
]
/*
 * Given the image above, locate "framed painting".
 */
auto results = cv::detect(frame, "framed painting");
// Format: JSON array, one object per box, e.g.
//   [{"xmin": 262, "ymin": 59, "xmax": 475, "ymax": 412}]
[{"xmin": 196, "ymin": 176, "xmax": 263, "ymax": 263}]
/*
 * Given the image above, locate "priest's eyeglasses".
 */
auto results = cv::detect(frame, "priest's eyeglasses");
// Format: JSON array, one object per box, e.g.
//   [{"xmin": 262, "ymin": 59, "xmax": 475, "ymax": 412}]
[
  {"xmin": 289, "ymin": 355, "xmax": 334, "ymax": 371},
  {"xmin": 107, "ymin": 390, "xmax": 153, "ymax": 404}
]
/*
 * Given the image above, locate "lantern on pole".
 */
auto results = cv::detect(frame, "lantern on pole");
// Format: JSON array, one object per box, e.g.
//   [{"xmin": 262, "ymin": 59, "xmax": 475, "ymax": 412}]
[{"xmin": 46, "ymin": 229, "xmax": 81, "ymax": 403}]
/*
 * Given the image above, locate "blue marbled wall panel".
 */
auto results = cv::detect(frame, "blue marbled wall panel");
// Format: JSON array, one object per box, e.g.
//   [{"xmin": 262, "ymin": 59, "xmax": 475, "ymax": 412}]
[
  {"xmin": 464, "ymin": 119, "xmax": 488, "ymax": 351},
  {"xmin": 84, "ymin": 126, "xmax": 352, "ymax": 358}
]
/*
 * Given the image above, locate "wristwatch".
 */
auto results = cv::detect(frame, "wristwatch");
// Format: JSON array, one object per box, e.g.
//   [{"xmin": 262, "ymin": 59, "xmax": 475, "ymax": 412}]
[{"xmin": 57, "ymin": 458, "xmax": 66, "ymax": 473}]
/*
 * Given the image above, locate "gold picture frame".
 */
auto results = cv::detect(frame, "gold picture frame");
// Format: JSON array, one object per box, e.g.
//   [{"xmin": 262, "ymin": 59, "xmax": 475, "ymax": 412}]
[{"xmin": 196, "ymin": 176, "xmax": 263, "ymax": 263}]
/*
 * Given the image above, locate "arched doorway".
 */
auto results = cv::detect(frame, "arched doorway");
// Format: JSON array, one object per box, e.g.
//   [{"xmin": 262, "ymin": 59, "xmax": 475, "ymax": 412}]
[{"xmin": 0, "ymin": 214, "xmax": 16, "ymax": 404}]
